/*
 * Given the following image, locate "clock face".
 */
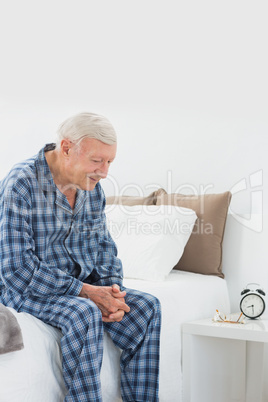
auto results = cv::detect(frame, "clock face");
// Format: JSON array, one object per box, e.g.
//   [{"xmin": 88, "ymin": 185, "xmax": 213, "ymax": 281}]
[{"xmin": 240, "ymin": 293, "xmax": 265, "ymax": 319}]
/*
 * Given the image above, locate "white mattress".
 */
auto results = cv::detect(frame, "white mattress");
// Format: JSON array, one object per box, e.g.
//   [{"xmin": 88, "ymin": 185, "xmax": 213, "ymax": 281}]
[
  {"xmin": 123, "ymin": 271, "xmax": 230, "ymax": 402},
  {"xmin": 0, "ymin": 271, "xmax": 230, "ymax": 402}
]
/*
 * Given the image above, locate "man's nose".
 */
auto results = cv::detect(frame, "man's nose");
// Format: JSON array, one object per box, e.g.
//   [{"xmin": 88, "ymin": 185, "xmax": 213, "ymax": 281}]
[{"xmin": 96, "ymin": 163, "xmax": 109, "ymax": 178}]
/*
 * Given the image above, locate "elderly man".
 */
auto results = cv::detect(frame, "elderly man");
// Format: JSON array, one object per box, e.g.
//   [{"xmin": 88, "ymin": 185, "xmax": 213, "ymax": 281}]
[{"xmin": 0, "ymin": 113, "xmax": 161, "ymax": 401}]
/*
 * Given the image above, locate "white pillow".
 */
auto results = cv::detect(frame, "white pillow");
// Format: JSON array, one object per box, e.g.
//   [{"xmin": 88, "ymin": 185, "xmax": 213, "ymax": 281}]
[{"xmin": 105, "ymin": 204, "xmax": 197, "ymax": 281}]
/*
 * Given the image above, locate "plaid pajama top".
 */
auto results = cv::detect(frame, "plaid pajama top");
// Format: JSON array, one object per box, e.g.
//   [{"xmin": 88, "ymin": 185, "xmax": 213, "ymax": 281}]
[{"xmin": 0, "ymin": 144, "xmax": 123, "ymax": 310}]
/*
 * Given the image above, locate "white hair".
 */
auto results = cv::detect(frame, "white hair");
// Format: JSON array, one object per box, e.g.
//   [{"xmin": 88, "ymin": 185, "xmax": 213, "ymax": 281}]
[{"xmin": 56, "ymin": 112, "xmax": 117, "ymax": 148}]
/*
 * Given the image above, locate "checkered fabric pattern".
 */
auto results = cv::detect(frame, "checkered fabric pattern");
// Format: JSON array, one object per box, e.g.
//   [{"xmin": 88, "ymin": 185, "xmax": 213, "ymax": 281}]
[
  {"xmin": 0, "ymin": 144, "xmax": 161, "ymax": 401},
  {"xmin": 20, "ymin": 287, "xmax": 161, "ymax": 401}
]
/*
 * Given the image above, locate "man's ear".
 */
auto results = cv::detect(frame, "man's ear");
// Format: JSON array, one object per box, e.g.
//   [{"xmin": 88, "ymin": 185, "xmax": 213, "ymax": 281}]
[{"xmin": 61, "ymin": 139, "xmax": 72, "ymax": 157}]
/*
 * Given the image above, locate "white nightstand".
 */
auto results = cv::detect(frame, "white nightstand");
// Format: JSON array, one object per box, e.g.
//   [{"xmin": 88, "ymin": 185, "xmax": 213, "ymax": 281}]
[{"xmin": 182, "ymin": 317, "xmax": 268, "ymax": 402}]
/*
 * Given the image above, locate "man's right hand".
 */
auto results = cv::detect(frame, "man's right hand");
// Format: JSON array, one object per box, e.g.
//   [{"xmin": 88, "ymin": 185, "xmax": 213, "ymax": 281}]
[{"xmin": 79, "ymin": 283, "xmax": 130, "ymax": 322}]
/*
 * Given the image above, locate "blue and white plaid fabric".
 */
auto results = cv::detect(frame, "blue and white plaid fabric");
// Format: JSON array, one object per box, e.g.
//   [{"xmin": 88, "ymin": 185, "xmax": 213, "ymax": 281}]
[
  {"xmin": 20, "ymin": 287, "xmax": 161, "ymax": 401},
  {"xmin": 0, "ymin": 144, "xmax": 161, "ymax": 401}
]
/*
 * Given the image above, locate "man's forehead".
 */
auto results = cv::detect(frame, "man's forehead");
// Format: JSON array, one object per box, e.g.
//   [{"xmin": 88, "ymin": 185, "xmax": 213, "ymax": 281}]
[{"xmin": 80, "ymin": 138, "xmax": 117, "ymax": 157}]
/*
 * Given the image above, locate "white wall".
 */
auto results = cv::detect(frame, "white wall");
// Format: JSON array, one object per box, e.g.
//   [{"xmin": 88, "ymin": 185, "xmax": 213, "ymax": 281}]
[{"xmin": 1, "ymin": 0, "xmax": 267, "ymax": 311}]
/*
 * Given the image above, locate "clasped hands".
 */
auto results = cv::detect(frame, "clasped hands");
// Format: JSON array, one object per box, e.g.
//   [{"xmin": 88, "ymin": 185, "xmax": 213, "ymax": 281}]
[{"xmin": 79, "ymin": 283, "xmax": 130, "ymax": 322}]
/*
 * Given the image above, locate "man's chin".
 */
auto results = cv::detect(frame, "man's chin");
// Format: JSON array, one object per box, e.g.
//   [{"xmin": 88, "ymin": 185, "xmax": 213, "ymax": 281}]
[{"xmin": 84, "ymin": 179, "xmax": 99, "ymax": 191}]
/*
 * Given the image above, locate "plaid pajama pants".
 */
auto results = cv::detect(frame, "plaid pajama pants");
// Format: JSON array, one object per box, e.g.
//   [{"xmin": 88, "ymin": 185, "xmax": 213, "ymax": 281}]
[{"xmin": 19, "ymin": 287, "xmax": 161, "ymax": 402}]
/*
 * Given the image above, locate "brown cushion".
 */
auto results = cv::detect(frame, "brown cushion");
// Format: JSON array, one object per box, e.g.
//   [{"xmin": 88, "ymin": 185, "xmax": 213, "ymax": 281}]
[
  {"xmin": 156, "ymin": 192, "xmax": 232, "ymax": 278},
  {"xmin": 106, "ymin": 188, "xmax": 167, "ymax": 206}
]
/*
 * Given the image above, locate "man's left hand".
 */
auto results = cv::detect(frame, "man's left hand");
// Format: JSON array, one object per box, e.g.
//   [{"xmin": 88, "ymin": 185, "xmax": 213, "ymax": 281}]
[{"xmin": 101, "ymin": 284, "xmax": 128, "ymax": 323}]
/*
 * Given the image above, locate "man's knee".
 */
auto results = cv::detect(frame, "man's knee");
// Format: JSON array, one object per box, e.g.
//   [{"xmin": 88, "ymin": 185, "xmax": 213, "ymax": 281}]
[
  {"xmin": 147, "ymin": 293, "xmax": 161, "ymax": 312},
  {"xmin": 125, "ymin": 289, "xmax": 161, "ymax": 320},
  {"xmin": 64, "ymin": 298, "xmax": 103, "ymax": 333}
]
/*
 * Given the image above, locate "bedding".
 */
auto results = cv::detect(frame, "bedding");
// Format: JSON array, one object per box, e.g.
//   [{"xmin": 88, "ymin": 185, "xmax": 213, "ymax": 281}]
[
  {"xmin": 0, "ymin": 271, "xmax": 230, "ymax": 402},
  {"xmin": 156, "ymin": 191, "xmax": 232, "ymax": 277},
  {"xmin": 105, "ymin": 204, "xmax": 197, "ymax": 281},
  {"xmin": 106, "ymin": 188, "xmax": 166, "ymax": 206}
]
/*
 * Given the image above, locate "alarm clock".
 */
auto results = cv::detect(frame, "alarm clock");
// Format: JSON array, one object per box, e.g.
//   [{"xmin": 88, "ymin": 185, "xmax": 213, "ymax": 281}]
[{"xmin": 240, "ymin": 283, "xmax": 266, "ymax": 319}]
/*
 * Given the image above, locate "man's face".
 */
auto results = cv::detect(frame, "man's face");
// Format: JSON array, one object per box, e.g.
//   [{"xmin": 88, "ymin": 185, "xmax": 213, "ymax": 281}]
[{"xmin": 64, "ymin": 137, "xmax": 117, "ymax": 191}]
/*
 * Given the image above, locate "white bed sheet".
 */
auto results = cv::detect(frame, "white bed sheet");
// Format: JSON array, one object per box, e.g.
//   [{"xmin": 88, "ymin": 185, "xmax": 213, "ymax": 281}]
[{"xmin": 0, "ymin": 271, "xmax": 230, "ymax": 402}]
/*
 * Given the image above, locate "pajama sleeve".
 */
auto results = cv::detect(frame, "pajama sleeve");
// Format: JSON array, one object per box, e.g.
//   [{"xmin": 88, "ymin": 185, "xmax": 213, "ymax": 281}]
[{"xmin": 0, "ymin": 185, "xmax": 83, "ymax": 299}]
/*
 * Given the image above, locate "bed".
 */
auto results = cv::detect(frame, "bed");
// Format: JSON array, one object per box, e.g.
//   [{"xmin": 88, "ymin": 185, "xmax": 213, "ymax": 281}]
[{"xmin": 0, "ymin": 189, "xmax": 232, "ymax": 402}]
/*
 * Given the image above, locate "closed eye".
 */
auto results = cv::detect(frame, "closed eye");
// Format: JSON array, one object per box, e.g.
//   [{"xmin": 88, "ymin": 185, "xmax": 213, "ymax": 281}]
[{"xmin": 91, "ymin": 158, "xmax": 114, "ymax": 164}]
